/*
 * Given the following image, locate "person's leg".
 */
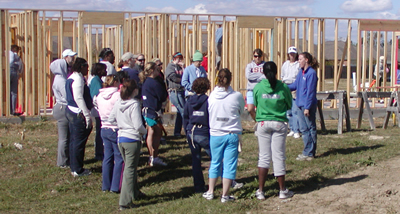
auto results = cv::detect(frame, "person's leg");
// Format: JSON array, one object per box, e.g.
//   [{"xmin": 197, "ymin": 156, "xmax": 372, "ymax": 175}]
[
  {"xmin": 10, "ymin": 72, "xmax": 18, "ymax": 115},
  {"xmin": 270, "ymin": 121, "xmax": 288, "ymax": 190},
  {"xmin": 291, "ymin": 100, "xmax": 300, "ymax": 134},
  {"xmin": 111, "ymin": 134, "xmax": 124, "ymax": 192},
  {"xmin": 256, "ymin": 121, "xmax": 272, "ymax": 191},
  {"xmin": 207, "ymin": 135, "xmax": 225, "ymax": 194},
  {"xmin": 119, "ymin": 141, "xmax": 141, "ymax": 206},
  {"xmin": 221, "ymin": 134, "xmax": 239, "ymax": 196},
  {"xmin": 146, "ymin": 126, "xmax": 155, "ymax": 157},
  {"xmin": 95, "ymin": 117, "xmax": 104, "ymax": 160},
  {"xmin": 297, "ymin": 105, "xmax": 317, "ymax": 157},
  {"xmin": 170, "ymin": 91, "xmax": 185, "ymax": 136},
  {"xmin": 68, "ymin": 110, "xmax": 92, "ymax": 174},
  {"xmin": 54, "ymin": 104, "xmax": 70, "ymax": 167},
  {"xmin": 101, "ymin": 128, "xmax": 114, "ymax": 191},
  {"xmin": 246, "ymin": 91, "xmax": 256, "ymax": 121},
  {"xmin": 188, "ymin": 134, "xmax": 208, "ymax": 192},
  {"xmin": 152, "ymin": 125, "xmax": 162, "ymax": 157}
]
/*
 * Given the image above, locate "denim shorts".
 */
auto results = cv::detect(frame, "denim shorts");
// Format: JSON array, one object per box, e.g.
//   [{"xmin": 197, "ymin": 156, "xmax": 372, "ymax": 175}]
[{"xmin": 246, "ymin": 91, "xmax": 254, "ymax": 104}]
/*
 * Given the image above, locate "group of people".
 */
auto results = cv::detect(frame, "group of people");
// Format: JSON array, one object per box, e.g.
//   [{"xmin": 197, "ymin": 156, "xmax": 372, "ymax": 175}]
[{"xmin": 50, "ymin": 45, "xmax": 319, "ymax": 209}]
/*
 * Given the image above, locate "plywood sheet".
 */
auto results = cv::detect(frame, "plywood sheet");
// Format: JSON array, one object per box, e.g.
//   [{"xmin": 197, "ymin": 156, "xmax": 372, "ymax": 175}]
[
  {"xmin": 81, "ymin": 11, "xmax": 124, "ymax": 25},
  {"xmin": 359, "ymin": 20, "xmax": 400, "ymax": 31},
  {"xmin": 236, "ymin": 16, "xmax": 274, "ymax": 28}
]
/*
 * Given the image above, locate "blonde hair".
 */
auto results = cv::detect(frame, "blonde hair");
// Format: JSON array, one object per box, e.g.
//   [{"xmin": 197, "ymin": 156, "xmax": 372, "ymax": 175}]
[
  {"xmin": 139, "ymin": 62, "xmax": 157, "ymax": 83},
  {"xmin": 102, "ymin": 74, "xmax": 119, "ymax": 88}
]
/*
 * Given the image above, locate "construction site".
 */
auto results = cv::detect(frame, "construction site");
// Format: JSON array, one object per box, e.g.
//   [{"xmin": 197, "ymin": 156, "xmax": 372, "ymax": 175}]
[{"xmin": 1, "ymin": 9, "xmax": 400, "ymax": 128}]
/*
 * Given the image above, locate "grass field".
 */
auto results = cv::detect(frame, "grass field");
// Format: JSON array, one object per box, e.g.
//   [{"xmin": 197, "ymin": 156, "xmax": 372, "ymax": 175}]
[{"xmin": 1, "ymin": 118, "xmax": 399, "ymax": 213}]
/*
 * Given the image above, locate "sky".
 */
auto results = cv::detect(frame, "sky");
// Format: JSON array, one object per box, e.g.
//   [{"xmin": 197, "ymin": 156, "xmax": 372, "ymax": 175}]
[{"xmin": 0, "ymin": 0, "xmax": 400, "ymax": 20}]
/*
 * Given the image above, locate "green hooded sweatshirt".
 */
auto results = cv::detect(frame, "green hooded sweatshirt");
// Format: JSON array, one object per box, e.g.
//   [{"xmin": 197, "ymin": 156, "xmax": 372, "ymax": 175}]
[{"xmin": 253, "ymin": 79, "xmax": 292, "ymax": 122}]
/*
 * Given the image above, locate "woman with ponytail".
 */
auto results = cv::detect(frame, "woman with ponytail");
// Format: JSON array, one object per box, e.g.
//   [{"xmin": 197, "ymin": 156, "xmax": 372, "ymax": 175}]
[
  {"xmin": 253, "ymin": 61, "xmax": 294, "ymax": 200},
  {"xmin": 288, "ymin": 52, "xmax": 318, "ymax": 161},
  {"xmin": 203, "ymin": 68, "xmax": 245, "ymax": 203}
]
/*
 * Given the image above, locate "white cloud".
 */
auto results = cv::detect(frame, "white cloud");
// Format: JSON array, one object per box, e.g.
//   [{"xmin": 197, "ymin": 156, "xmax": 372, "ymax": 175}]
[
  {"xmin": 144, "ymin": 6, "xmax": 180, "ymax": 13},
  {"xmin": 184, "ymin": 4, "xmax": 209, "ymax": 14},
  {"xmin": 376, "ymin": 11, "xmax": 400, "ymax": 19},
  {"xmin": 340, "ymin": 0, "xmax": 392, "ymax": 13},
  {"xmin": 1, "ymin": 0, "xmax": 130, "ymax": 11}
]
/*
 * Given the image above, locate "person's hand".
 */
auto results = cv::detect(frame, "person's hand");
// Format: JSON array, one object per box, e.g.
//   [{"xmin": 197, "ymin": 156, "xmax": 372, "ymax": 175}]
[
  {"xmin": 85, "ymin": 116, "xmax": 93, "ymax": 129},
  {"xmin": 304, "ymin": 109, "xmax": 310, "ymax": 117}
]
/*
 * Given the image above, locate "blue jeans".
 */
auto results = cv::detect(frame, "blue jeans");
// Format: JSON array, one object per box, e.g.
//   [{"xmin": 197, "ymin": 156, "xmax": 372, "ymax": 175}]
[
  {"xmin": 169, "ymin": 90, "xmax": 186, "ymax": 136},
  {"xmin": 287, "ymin": 99, "xmax": 299, "ymax": 133},
  {"xmin": 10, "ymin": 72, "xmax": 18, "ymax": 114},
  {"xmin": 66, "ymin": 108, "xmax": 92, "ymax": 174},
  {"xmin": 209, "ymin": 134, "xmax": 239, "ymax": 180},
  {"xmin": 101, "ymin": 128, "xmax": 123, "ymax": 192},
  {"xmin": 187, "ymin": 133, "xmax": 210, "ymax": 192},
  {"xmin": 296, "ymin": 104, "xmax": 317, "ymax": 157}
]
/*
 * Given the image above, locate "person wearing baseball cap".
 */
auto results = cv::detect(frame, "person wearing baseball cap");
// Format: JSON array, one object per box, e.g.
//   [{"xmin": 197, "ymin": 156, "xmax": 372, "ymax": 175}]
[
  {"xmin": 281, "ymin": 46, "xmax": 300, "ymax": 139},
  {"xmin": 181, "ymin": 50, "xmax": 207, "ymax": 97},
  {"xmin": 50, "ymin": 48, "xmax": 78, "ymax": 168}
]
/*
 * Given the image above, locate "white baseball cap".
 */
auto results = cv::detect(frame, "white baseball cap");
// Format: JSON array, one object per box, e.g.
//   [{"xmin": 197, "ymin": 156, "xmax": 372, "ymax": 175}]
[
  {"xmin": 62, "ymin": 49, "xmax": 77, "ymax": 58},
  {"xmin": 288, "ymin": 46, "xmax": 297, "ymax": 54}
]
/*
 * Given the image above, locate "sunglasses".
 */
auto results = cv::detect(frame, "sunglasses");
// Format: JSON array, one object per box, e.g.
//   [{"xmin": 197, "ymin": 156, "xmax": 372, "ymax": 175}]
[
  {"xmin": 254, "ymin": 55, "xmax": 261, "ymax": 58},
  {"xmin": 137, "ymin": 59, "xmax": 145, "ymax": 62}
]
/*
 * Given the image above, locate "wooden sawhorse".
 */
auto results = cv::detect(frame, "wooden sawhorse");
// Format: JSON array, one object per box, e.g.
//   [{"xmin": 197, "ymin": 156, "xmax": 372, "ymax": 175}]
[
  {"xmin": 316, "ymin": 91, "xmax": 351, "ymax": 134},
  {"xmin": 356, "ymin": 91, "xmax": 392, "ymax": 130}
]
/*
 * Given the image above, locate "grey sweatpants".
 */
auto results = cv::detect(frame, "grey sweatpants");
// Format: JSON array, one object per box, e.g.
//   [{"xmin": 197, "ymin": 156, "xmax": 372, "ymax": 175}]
[
  {"xmin": 53, "ymin": 103, "xmax": 70, "ymax": 166},
  {"xmin": 256, "ymin": 121, "xmax": 287, "ymax": 177}
]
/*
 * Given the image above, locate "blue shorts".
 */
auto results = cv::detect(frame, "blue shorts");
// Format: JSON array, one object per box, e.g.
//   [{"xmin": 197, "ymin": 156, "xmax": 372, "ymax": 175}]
[
  {"xmin": 246, "ymin": 91, "xmax": 254, "ymax": 104},
  {"xmin": 144, "ymin": 116, "xmax": 157, "ymax": 127}
]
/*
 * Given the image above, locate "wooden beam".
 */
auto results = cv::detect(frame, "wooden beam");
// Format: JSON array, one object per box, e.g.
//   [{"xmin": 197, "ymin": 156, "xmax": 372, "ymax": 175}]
[
  {"xmin": 81, "ymin": 11, "xmax": 124, "ymax": 25},
  {"xmin": 236, "ymin": 16, "xmax": 274, "ymax": 28},
  {"xmin": 359, "ymin": 19, "xmax": 400, "ymax": 31}
]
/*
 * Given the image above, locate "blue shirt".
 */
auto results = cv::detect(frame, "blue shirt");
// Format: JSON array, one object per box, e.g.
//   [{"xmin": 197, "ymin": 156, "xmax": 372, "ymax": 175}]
[
  {"xmin": 181, "ymin": 64, "xmax": 207, "ymax": 96},
  {"xmin": 288, "ymin": 67, "xmax": 318, "ymax": 110}
]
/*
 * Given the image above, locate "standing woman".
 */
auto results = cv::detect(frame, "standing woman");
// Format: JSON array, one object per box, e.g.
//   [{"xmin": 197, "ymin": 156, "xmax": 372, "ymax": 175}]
[
  {"xmin": 281, "ymin": 46, "xmax": 300, "ymax": 138},
  {"xmin": 245, "ymin": 49, "xmax": 266, "ymax": 120},
  {"xmin": 140, "ymin": 62, "xmax": 168, "ymax": 166},
  {"xmin": 288, "ymin": 52, "xmax": 318, "ymax": 161},
  {"xmin": 89, "ymin": 63, "xmax": 107, "ymax": 160},
  {"xmin": 108, "ymin": 80, "xmax": 147, "ymax": 210},
  {"xmin": 94, "ymin": 74, "xmax": 123, "ymax": 193},
  {"xmin": 203, "ymin": 69, "xmax": 245, "ymax": 203},
  {"xmin": 99, "ymin": 48, "xmax": 117, "ymax": 76},
  {"xmin": 253, "ymin": 61, "xmax": 294, "ymax": 200},
  {"xmin": 65, "ymin": 57, "xmax": 93, "ymax": 177}
]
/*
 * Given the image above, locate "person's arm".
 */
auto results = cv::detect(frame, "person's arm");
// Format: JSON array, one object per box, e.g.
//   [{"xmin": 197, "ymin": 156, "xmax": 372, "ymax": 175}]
[
  {"xmin": 305, "ymin": 71, "xmax": 318, "ymax": 111},
  {"xmin": 283, "ymin": 84, "xmax": 293, "ymax": 110},
  {"xmin": 131, "ymin": 102, "xmax": 147, "ymax": 135},
  {"xmin": 245, "ymin": 64, "xmax": 251, "ymax": 79},
  {"xmin": 183, "ymin": 100, "xmax": 190, "ymax": 135},
  {"xmin": 287, "ymin": 72, "xmax": 300, "ymax": 91},
  {"xmin": 238, "ymin": 92, "xmax": 245, "ymax": 115},
  {"xmin": 108, "ymin": 101, "xmax": 118, "ymax": 125},
  {"xmin": 181, "ymin": 67, "xmax": 191, "ymax": 91},
  {"xmin": 72, "ymin": 75, "xmax": 92, "ymax": 128},
  {"xmin": 167, "ymin": 71, "xmax": 182, "ymax": 84}
]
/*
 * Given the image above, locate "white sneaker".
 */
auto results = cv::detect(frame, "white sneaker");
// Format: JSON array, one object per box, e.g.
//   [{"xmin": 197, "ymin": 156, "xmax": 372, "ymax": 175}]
[
  {"xmin": 231, "ymin": 180, "xmax": 244, "ymax": 189},
  {"xmin": 71, "ymin": 168, "xmax": 91, "ymax": 177},
  {"xmin": 152, "ymin": 157, "xmax": 167, "ymax": 166},
  {"xmin": 148, "ymin": 156, "xmax": 154, "ymax": 166},
  {"xmin": 287, "ymin": 131, "xmax": 295, "ymax": 137},
  {"xmin": 221, "ymin": 195, "xmax": 235, "ymax": 203},
  {"xmin": 202, "ymin": 191, "xmax": 214, "ymax": 200},
  {"xmin": 279, "ymin": 189, "xmax": 294, "ymax": 199},
  {"xmin": 293, "ymin": 133, "xmax": 301, "ymax": 138},
  {"xmin": 255, "ymin": 189, "xmax": 265, "ymax": 200}
]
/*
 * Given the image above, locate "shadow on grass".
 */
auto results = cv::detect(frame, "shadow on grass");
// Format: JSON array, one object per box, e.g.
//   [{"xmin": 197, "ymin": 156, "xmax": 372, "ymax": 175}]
[
  {"xmin": 288, "ymin": 174, "xmax": 368, "ymax": 195},
  {"xmin": 137, "ymin": 186, "xmax": 194, "ymax": 206},
  {"xmin": 318, "ymin": 144, "xmax": 384, "ymax": 158}
]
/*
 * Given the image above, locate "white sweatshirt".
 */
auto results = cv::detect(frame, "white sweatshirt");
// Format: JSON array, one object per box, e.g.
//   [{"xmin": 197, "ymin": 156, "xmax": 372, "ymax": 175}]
[
  {"xmin": 108, "ymin": 98, "xmax": 146, "ymax": 141},
  {"xmin": 281, "ymin": 60, "xmax": 300, "ymax": 84},
  {"xmin": 208, "ymin": 86, "xmax": 245, "ymax": 136},
  {"xmin": 245, "ymin": 61, "xmax": 265, "ymax": 90}
]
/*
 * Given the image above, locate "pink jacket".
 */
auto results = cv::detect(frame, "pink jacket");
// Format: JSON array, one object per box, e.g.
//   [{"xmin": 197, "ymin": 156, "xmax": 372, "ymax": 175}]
[{"xmin": 94, "ymin": 87, "xmax": 120, "ymax": 129}]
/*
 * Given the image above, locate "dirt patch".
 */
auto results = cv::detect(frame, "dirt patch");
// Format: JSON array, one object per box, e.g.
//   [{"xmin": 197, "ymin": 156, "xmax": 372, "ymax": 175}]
[{"xmin": 262, "ymin": 156, "xmax": 400, "ymax": 213}]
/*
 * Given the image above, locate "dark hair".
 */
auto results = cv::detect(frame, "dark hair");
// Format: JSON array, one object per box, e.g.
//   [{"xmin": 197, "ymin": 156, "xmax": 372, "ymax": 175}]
[
  {"xmin": 116, "ymin": 70, "xmax": 129, "ymax": 84},
  {"xmin": 120, "ymin": 79, "xmax": 138, "ymax": 100},
  {"xmin": 91, "ymin": 63, "xmax": 106, "ymax": 76},
  {"xmin": 263, "ymin": 61, "xmax": 278, "ymax": 89},
  {"xmin": 172, "ymin": 52, "xmax": 183, "ymax": 60},
  {"xmin": 192, "ymin": 77, "xmax": 210, "ymax": 94},
  {"xmin": 103, "ymin": 74, "xmax": 119, "ymax": 88},
  {"xmin": 300, "ymin": 52, "xmax": 319, "ymax": 70},
  {"xmin": 139, "ymin": 62, "xmax": 157, "ymax": 83},
  {"xmin": 117, "ymin": 59, "xmax": 124, "ymax": 69},
  {"xmin": 217, "ymin": 68, "xmax": 232, "ymax": 89},
  {"xmin": 253, "ymin": 48, "xmax": 263, "ymax": 57},
  {"xmin": 99, "ymin": 48, "xmax": 114, "ymax": 59},
  {"xmin": 287, "ymin": 53, "xmax": 299, "ymax": 61},
  {"xmin": 71, "ymin": 57, "xmax": 88, "ymax": 73},
  {"xmin": 11, "ymin": 45, "xmax": 20, "ymax": 52}
]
